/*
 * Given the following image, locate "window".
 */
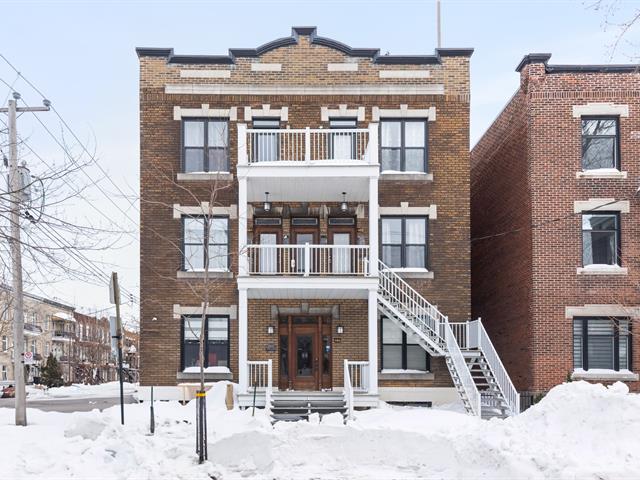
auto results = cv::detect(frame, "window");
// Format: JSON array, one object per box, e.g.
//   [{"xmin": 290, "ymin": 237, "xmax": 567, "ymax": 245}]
[
  {"xmin": 582, "ymin": 213, "xmax": 619, "ymax": 266},
  {"xmin": 182, "ymin": 118, "xmax": 229, "ymax": 173},
  {"xmin": 31, "ymin": 340, "xmax": 36, "ymax": 354},
  {"xmin": 182, "ymin": 216, "xmax": 229, "ymax": 271},
  {"xmin": 1, "ymin": 336, "xmax": 7, "ymax": 351},
  {"xmin": 380, "ymin": 119, "xmax": 427, "ymax": 172},
  {"xmin": 574, "ymin": 318, "xmax": 631, "ymax": 371},
  {"xmin": 381, "ymin": 317, "xmax": 429, "ymax": 371},
  {"xmin": 381, "ymin": 217, "xmax": 428, "ymax": 268},
  {"xmin": 181, "ymin": 315, "xmax": 230, "ymax": 369},
  {"xmin": 31, "ymin": 312, "xmax": 37, "ymax": 324},
  {"xmin": 252, "ymin": 118, "xmax": 280, "ymax": 162},
  {"xmin": 581, "ymin": 117, "xmax": 619, "ymax": 170},
  {"xmin": 45, "ymin": 343, "xmax": 50, "ymax": 356},
  {"xmin": 1, "ymin": 365, "xmax": 6, "ymax": 381},
  {"xmin": 329, "ymin": 118, "xmax": 357, "ymax": 160}
]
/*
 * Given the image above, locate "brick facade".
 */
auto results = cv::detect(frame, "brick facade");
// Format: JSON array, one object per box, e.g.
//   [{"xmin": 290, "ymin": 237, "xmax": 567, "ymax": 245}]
[
  {"xmin": 471, "ymin": 54, "xmax": 640, "ymax": 394},
  {"xmin": 138, "ymin": 27, "xmax": 472, "ymax": 397}
]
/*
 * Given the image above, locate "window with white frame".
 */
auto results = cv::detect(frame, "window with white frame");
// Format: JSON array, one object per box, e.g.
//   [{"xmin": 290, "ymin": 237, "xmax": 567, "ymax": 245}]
[
  {"xmin": 1, "ymin": 365, "xmax": 6, "ymax": 381},
  {"xmin": 582, "ymin": 213, "xmax": 620, "ymax": 266},
  {"xmin": 181, "ymin": 315, "xmax": 230, "ymax": 369},
  {"xmin": 182, "ymin": 216, "xmax": 229, "ymax": 271},
  {"xmin": 381, "ymin": 317, "xmax": 429, "ymax": 371},
  {"xmin": 1, "ymin": 336, "xmax": 7, "ymax": 351},
  {"xmin": 581, "ymin": 117, "xmax": 619, "ymax": 170},
  {"xmin": 380, "ymin": 119, "xmax": 428, "ymax": 172},
  {"xmin": 381, "ymin": 216, "xmax": 428, "ymax": 268},
  {"xmin": 574, "ymin": 318, "xmax": 631, "ymax": 371},
  {"xmin": 182, "ymin": 118, "xmax": 229, "ymax": 173},
  {"xmin": 252, "ymin": 118, "xmax": 281, "ymax": 162}
]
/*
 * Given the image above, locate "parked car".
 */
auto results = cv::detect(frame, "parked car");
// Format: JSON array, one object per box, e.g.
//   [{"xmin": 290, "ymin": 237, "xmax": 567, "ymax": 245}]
[{"xmin": 1, "ymin": 385, "xmax": 15, "ymax": 398}]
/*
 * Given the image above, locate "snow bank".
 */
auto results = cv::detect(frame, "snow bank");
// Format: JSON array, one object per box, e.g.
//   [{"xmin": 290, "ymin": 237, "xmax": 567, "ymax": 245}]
[
  {"xmin": 0, "ymin": 381, "xmax": 638, "ymax": 479},
  {"xmin": 46, "ymin": 381, "xmax": 137, "ymax": 399}
]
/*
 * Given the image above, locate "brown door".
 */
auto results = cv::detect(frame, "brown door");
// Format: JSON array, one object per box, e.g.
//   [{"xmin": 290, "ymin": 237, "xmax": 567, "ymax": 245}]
[
  {"xmin": 329, "ymin": 222, "xmax": 356, "ymax": 274},
  {"xmin": 279, "ymin": 316, "xmax": 332, "ymax": 390},
  {"xmin": 291, "ymin": 223, "xmax": 318, "ymax": 274},
  {"xmin": 254, "ymin": 225, "xmax": 281, "ymax": 274}
]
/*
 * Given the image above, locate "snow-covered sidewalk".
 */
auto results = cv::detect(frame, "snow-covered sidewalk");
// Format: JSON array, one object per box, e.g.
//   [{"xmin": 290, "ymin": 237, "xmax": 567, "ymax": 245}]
[
  {"xmin": 25, "ymin": 381, "xmax": 137, "ymax": 400},
  {"xmin": 1, "ymin": 381, "xmax": 638, "ymax": 479}
]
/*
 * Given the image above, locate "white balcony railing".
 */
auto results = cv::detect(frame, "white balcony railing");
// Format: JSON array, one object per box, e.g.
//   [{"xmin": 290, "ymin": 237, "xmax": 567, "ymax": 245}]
[
  {"xmin": 246, "ymin": 244, "xmax": 369, "ymax": 276},
  {"xmin": 346, "ymin": 361, "xmax": 369, "ymax": 393},
  {"xmin": 238, "ymin": 124, "xmax": 379, "ymax": 165}
]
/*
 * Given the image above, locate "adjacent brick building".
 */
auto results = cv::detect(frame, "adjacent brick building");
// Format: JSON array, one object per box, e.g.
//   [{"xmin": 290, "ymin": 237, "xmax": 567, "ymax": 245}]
[
  {"xmin": 471, "ymin": 54, "xmax": 640, "ymax": 396},
  {"xmin": 137, "ymin": 27, "xmax": 490, "ymax": 407}
]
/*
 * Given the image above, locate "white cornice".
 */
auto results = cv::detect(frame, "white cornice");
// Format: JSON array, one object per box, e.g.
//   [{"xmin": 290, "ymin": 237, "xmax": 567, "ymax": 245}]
[{"xmin": 166, "ymin": 84, "xmax": 445, "ymax": 96}]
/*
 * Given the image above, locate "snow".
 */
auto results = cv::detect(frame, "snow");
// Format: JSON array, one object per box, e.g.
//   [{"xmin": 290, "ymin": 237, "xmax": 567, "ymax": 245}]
[
  {"xmin": 1, "ymin": 381, "xmax": 639, "ymax": 479},
  {"xmin": 52, "ymin": 311, "xmax": 74, "ymax": 322},
  {"xmin": 380, "ymin": 368, "xmax": 428, "ymax": 374},
  {"xmin": 581, "ymin": 263, "xmax": 621, "ymax": 270},
  {"xmin": 182, "ymin": 366, "xmax": 231, "ymax": 374},
  {"xmin": 25, "ymin": 381, "xmax": 137, "ymax": 400}
]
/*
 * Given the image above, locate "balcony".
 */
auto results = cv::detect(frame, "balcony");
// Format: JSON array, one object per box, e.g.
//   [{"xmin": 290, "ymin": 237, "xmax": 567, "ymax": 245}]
[
  {"xmin": 247, "ymin": 244, "xmax": 369, "ymax": 276},
  {"xmin": 239, "ymin": 244, "xmax": 377, "ymax": 299},
  {"xmin": 23, "ymin": 324, "xmax": 43, "ymax": 337},
  {"xmin": 52, "ymin": 331, "xmax": 74, "ymax": 342},
  {"xmin": 237, "ymin": 124, "xmax": 379, "ymax": 203}
]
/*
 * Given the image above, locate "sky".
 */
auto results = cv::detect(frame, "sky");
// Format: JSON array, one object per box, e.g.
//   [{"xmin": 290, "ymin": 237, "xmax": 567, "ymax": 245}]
[{"xmin": 0, "ymin": 0, "xmax": 638, "ymax": 323}]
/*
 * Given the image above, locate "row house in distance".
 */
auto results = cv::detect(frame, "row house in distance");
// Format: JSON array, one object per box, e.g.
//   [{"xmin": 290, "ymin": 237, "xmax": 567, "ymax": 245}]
[
  {"xmin": 137, "ymin": 27, "xmax": 519, "ymax": 417},
  {"xmin": 0, "ymin": 285, "xmax": 76, "ymax": 383},
  {"xmin": 74, "ymin": 312, "xmax": 116, "ymax": 383},
  {"xmin": 471, "ymin": 54, "xmax": 640, "ymax": 397}
]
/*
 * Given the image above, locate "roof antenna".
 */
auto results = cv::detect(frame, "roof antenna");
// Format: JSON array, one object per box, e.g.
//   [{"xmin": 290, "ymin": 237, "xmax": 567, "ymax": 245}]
[{"xmin": 436, "ymin": 0, "xmax": 442, "ymax": 48}]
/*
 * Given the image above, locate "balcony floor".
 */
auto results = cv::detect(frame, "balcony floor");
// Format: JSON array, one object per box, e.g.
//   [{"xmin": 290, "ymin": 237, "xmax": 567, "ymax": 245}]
[{"xmin": 238, "ymin": 276, "xmax": 378, "ymax": 299}]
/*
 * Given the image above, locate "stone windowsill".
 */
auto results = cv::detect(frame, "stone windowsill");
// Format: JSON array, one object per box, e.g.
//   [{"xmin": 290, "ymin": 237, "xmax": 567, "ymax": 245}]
[
  {"xmin": 571, "ymin": 369, "xmax": 638, "ymax": 382},
  {"xmin": 576, "ymin": 265, "xmax": 628, "ymax": 276},
  {"xmin": 384, "ymin": 268, "xmax": 434, "ymax": 279},
  {"xmin": 176, "ymin": 172, "xmax": 234, "ymax": 182},
  {"xmin": 380, "ymin": 171, "xmax": 434, "ymax": 182},
  {"xmin": 177, "ymin": 270, "xmax": 234, "ymax": 279},
  {"xmin": 176, "ymin": 371, "xmax": 233, "ymax": 381},
  {"xmin": 576, "ymin": 170, "xmax": 627, "ymax": 179},
  {"xmin": 379, "ymin": 370, "xmax": 434, "ymax": 381}
]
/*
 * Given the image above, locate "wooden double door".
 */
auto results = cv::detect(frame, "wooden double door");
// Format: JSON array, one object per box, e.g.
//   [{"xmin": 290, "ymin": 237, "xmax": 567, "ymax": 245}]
[{"xmin": 279, "ymin": 316, "xmax": 332, "ymax": 391}]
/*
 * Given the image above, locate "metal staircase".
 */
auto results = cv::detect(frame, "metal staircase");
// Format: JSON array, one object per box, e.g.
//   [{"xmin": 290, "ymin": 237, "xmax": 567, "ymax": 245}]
[{"xmin": 377, "ymin": 260, "xmax": 519, "ymax": 418}]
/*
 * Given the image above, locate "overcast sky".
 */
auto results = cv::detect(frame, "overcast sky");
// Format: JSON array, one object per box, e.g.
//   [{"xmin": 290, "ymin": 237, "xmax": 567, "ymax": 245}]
[{"xmin": 1, "ymin": 0, "xmax": 638, "ymax": 322}]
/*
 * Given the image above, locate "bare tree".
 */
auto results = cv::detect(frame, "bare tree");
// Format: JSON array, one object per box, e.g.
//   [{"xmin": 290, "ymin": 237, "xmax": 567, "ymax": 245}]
[{"xmin": 586, "ymin": 0, "xmax": 640, "ymax": 59}]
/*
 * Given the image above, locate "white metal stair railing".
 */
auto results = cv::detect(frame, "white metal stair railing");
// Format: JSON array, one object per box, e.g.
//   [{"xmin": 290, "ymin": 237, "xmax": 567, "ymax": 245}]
[
  {"xmin": 343, "ymin": 360, "xmax": 355, "ymax": 420},
  {"xmin": 377, "ymin": 260, "xmax": 447, "ymax": 355},
  {"xmin": 443, "ymin": 322, "xmax": 482, "ymax": 416},
  {"xmin": 470, "ymin": 319, "xmax": 520, "ymax": 416},
  {"xmin": 247, "ymin": 360, "xmax": 273, "ymax": 416}
]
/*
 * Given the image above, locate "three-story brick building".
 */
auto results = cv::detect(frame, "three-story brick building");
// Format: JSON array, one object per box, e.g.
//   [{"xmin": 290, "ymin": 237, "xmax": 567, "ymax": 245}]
[
  {"xmin": 471, "ymin": 54, "xmax": 640, "ymax": 397},
  {"xmin": 138, "ymin": 27, "xmax": 518, "ymax": 417}
]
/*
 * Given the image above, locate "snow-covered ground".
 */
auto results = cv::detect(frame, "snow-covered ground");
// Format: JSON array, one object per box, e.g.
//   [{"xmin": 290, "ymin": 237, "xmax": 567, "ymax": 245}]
[
  {"xmin": 1, "ymin": 381, "xmax": 638, "ymax": 479},
  {"xmin": 25, "ymin": 382, "xmax": 137, "ymax": 400}
]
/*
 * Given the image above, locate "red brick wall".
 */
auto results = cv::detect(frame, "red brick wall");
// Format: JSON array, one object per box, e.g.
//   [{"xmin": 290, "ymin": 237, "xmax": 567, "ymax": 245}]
[{"xmin": 472, "ymin": 59, "xmax": 640, "ymax": 393}]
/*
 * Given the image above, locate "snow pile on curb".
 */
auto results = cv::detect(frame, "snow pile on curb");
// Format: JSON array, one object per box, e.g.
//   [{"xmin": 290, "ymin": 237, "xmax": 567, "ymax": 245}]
[{"xmin": 0, "ymin": 381, "xmax": 638, "ymax": 479}]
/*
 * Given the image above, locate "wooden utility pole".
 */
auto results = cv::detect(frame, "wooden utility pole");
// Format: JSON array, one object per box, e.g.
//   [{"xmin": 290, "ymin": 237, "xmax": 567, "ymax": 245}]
[{"xmin": 1, "ymin": 92, "xmax": 50, "ymax": 426}]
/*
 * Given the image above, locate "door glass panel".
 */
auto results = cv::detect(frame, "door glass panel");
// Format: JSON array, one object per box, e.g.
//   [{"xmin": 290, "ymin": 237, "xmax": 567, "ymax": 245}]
[
  {"xmin": 295, "ymin": 233, "xmax": 314, "ymax": 273},
  {"xmin": 322, "ymin": 335, "xmax": 331, "ymax": 375},
  {"xmin": 296, "ymin": 335, "xmax": 313, "ymax": 376},
  {"xmin": 332, "ymin": 233, "xmax": 351, "ymax": 274},
  {"xmin": 280, "ymin": 335, "xmax": 288, "ymax": 378},
  {"xmin": 331, "ymin": 132, "xmax": 354, "ymax": 160},
  {"xmin": 259, "ymin": 233, "xmax": 277, "ymax": 273}
]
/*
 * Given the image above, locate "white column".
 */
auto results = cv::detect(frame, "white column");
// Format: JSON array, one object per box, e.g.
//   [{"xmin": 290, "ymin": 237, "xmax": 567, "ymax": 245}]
[
  {"xmin": 368, "ymin": 176, "xmax": 379, "ymax": 276},
  {"xmin": 237, "ymin": 123, "xmax": 248, "ymax": 165},
  {"xmin": 238, "ymin": 177, "xmax": 248, "ymax": 276},
  {"xmin": 238, "ymin": 287, "xmax": 248, "ymax": 393},
  {"xmin": 367, "ymin": 288, "xmax": 378, "ymax": 395},
  {"xmin": 368, "ymin": 123, "xmax": 379, "ymax": 165}
]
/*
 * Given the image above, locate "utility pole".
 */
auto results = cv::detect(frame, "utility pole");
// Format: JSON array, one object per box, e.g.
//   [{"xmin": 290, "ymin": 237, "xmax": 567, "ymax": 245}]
[
  {"xmin": 1, "ymin": 92, "xmax": 50, "ymax": 426},
  {"xmin": 110, "ymin": 272, "xmax": 125, "ymax": 425},
  {"xmin": 436, "ymin": 0, "xmax": 442, "ymax": 48}
]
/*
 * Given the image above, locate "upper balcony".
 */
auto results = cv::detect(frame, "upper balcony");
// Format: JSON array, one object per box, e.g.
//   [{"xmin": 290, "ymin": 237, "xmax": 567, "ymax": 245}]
[{"xmin": 237, "ymin": 123, "xmax": 379, "ymax": 203}]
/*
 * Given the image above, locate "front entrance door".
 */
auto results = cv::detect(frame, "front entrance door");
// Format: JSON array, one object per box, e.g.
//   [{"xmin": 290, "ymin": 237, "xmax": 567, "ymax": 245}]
[{"xmin": 279, "ymin": 316, "xmax": 332, "ymax": 390}]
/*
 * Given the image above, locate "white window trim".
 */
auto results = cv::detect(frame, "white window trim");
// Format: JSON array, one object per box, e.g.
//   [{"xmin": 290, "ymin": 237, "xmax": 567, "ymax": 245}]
[
  {"xmin": 382, "ymin": 267, "xmax": 434, "ymax": 279},
  {"xmin": 250, "ymin": 63, "xmax": 282, "ymax": 72},
  {"xmin": 173, "ymin": 105, "xmax": 237, "ymax": 121},
  {"xmin": 173, "ymin": 304, "xmax": 237, "ymax": 320},
  {"xmin": 572, "ymin": 102, "xmax": 629, "ymax": 118},
  {"xmin": 576, "ymin": 265, "xmax": 628, "ymax": 275},
  {"xmin": 180, "ymin": 70, "xmax": 231, "ymax": 79},
  {"xmin": 565, "ymin": 304, "xmax": 640, "ymax": 319},
  {"xmin": 573, "ymin": 198, "xmax": 630, "ymax": 213},
  {"xmin": 244, "ymin": 104, "xmax": 288, "ymax": 121},
  {"xmin": 379, "ymin": 70, "xmax": 430, "ymax": 79},
  {"xmin": 379, "ymin": 203, "xmax": 437, "ymax": 220},
  {"xmin": 321, "ymin": 105, "xmax": 365, "ymax": 122},
  {"xmin": 373, "ymin": 104, "xmax": 436, "ymax": 122},
  {"xmin": 576, "ymin": 169, "xmax": 627, "ymax": 179},
  {"xmin": 172, "ymin": 203, "xmax": 237, "ymax": 219},
  {"xmin": 571, "ymin": 369, "xmax": 638, "ymax": 382}
]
